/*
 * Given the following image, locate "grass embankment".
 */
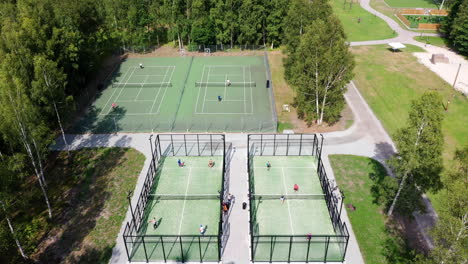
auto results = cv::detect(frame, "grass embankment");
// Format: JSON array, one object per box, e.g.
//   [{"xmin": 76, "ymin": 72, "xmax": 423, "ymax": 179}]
[
  {"xmin": 370, "ymin": 0, "xmax": 439, "ymax": 34},
  {"xmin": 413, "ymin": 36, "xmax": 448, "ymax": 47},
  {"xmin": 10, "ymin": 148, "xmax": 145, "ymax": 263},
  {"xmin": 330, "ymin": 0, "xmax": 395, "ymax": 41},
  {"xmin": 351, "ymin": 44, "xmax": 468, "ymax": 212},
  {"xmin": 384, "ymin": 0, "xmax": 439, "ymax": 8},
  {"xmin": 330, "ymin": 155, "xmax": 389, "ymax": 263},
  {"xmin": 330, "ymin": 155, "xmax": 416, "ymax": 263}
]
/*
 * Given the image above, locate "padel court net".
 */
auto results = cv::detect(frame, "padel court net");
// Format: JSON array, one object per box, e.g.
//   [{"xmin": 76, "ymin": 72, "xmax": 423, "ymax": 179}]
[
  {"xmin": 123, "ymin": 134, "xmax": 229, "ymax": 263},
  {"xmin": 248, "ymin": 134, "xmax": 349, "ymax": 262}
]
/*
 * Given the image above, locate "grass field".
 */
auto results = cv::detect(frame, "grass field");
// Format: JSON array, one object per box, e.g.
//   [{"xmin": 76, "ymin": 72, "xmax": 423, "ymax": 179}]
[
  {"xmin": 330, "ymin": 155, "xmax": 389, "ymax": 263},
  {"xmin": 351, "ymin": 45, "xmax": 468, "ymax": 213},
  {"xmin": 384, "ymin": 0, "xmax": 440, "ymax": 8},
  {"xmin": 330, "ymin": 155, "xmax": 417, "ymax": 263},
  {"xmin": 19, "ymin": 148, "xmax": 145, "ymax": 263},
  {"xmin": 330, "ymin": 0, "xmax": 395, "ymax": 41},
  {"xmin": 414, "ymin": 36, "xmax": 448, "ymax": 47}
]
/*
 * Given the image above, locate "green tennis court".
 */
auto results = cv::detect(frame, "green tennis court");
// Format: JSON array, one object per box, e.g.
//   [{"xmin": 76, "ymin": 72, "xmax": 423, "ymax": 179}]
[
  {"xmin": 128, "ymin": 156, "xmax": 223, "ymax": 262},
  {"xmin": 250, "ymin": 156, "xmax": 344, "ymax": 262},
  {"xmin": 74, "ymin": 56, "xmax": 276, "ymax": 133}
]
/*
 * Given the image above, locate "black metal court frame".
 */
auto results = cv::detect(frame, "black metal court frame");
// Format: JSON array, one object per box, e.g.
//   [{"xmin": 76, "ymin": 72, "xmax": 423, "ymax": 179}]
[
  {"xmin": 122, "ymin": 134, "xmax": 228, "ymax": 263},
  {"xmin": 247, "ymin": 134, "xmax": 350, "ymax": 263}
]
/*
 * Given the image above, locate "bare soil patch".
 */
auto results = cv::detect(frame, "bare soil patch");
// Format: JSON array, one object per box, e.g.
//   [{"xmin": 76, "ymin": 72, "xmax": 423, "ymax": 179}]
[{"xmin": 269, "ymin": 50, "xmax": 354, "ymax": 133}]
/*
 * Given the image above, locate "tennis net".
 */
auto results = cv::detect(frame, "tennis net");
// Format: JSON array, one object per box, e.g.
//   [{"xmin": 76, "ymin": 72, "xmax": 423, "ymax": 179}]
[
  {"xmin": 112, "ymin": 82, "xmax": 172, "ymax": 88},
  {"xmin": 148, "ymin": 194, "xmax": 220, "ymax": 200},
  {"xmin": 195, "ymin": 81, "xmax": 256, "ymax": 87},
  {"xmin": 251, "ymin": 194, "xmax": 325, "ymax": 200}
]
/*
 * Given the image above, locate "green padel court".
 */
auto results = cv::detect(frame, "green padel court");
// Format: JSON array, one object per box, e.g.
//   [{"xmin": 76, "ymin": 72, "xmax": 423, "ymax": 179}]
[
  {"xmin": 74, "ymin": 56, "xmax": 276, "ymax": 133},
  {"xmin": 128, "ymin": 156, "xmax": 223, "ymax": 262},
  {"xmin": 250, "ymin": 156, "xmax": 346, "ymax": 262}
]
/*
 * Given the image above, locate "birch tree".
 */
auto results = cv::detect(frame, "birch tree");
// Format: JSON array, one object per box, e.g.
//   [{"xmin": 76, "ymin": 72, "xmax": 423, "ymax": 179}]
[
  {"xmin": 0, "ymin": 55, "xmax": 53, "ymax": 219},
  {"xmin": 387, "ymin": 92, "xmax": 444, "ymax": 216},
  {"xmin": 0, "ymin": 157, "xmax": 27, "ymax": 260},
  {"xmin": 288, "ymin": 16, "xmax": 354, "ymax": 125},
  {"xmin": 32, "ymin": 56, "xmax": 71, "ymax": 159}
]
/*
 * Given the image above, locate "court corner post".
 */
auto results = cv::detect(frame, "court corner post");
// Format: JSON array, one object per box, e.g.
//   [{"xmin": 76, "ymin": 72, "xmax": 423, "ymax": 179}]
[{"xmin": 127, "ymin": 190, "xmax": 137, "ymax": 231}]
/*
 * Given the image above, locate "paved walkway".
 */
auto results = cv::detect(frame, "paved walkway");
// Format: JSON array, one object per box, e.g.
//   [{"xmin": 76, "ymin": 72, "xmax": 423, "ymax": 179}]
[{"xmin": 349, "ymin": 0, "xmax": 437, "ymax": 48}]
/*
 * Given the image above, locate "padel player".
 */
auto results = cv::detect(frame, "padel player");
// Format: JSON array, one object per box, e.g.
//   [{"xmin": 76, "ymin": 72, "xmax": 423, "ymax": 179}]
[{"xmin": 294, "ymin": 184, "xmax": 299, "ymax": 192}]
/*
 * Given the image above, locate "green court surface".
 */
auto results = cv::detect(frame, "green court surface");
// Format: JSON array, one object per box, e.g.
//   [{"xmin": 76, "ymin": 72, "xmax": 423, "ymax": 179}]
[
  {"xmin": 74, "ymin": 56, "xmax": 276, "ymax": 133},
  {"xmin": 251, "ymin": 156, "xmax": 344, "ymax": 262},
  {"xmin": 129, "ymin": 156, "xmax": 223, "ymax": 262}
]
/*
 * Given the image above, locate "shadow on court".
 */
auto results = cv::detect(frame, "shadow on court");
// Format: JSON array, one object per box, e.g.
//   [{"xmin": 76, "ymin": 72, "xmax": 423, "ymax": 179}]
[{"xmin": 73, "ymin": 105, "xmax": 127, "ymax": 134}]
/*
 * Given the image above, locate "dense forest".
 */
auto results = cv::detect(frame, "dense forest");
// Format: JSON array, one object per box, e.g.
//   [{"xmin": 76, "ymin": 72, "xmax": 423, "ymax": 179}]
[{"xmin": 442, "ymin": 0, "xmax": 468, "ymax": 56}]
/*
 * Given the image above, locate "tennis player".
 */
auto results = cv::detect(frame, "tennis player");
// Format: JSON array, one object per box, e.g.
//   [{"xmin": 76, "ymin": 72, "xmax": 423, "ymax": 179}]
[
  {"xmin": 199, "ymin": 224, "xmax": 206, "ymax": 235},
  {"xmin": 226, "ymin": 79, "xmax": 231, "ymax": 86},
  {"xmin": 266, "ymin": 161, "xmax": 271, "ymax": 171},
  {"xmin": 280, "ymin": 195, "xmax": 285, "ymax": 204},
  {"xmin": 218, "ymin": 95, "xmax": 222, "ymax": 102},
  {"xmin": 208, "ymin": 159, "xmax": 215, "ymax": 168},
  {"xmin": 306, "ymin": 233, "xmax": 312, "ymax": 240},
  {"xmin": 139, "ymin": 63, "xmax": 144, "ymax": 69},
  {"xmin": 293, "ymin": 184, "xmax": 299, "ymax": 192}
]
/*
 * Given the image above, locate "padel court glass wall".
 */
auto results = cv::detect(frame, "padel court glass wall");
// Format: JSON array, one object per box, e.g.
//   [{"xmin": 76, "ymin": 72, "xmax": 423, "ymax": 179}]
[
  {"xmin": 123, "ymin": 134, "xmax": 228, "ymax": 263},
  {"xmin": 247, "ymin": 134, "xmax": 349, "ymax": 262}
]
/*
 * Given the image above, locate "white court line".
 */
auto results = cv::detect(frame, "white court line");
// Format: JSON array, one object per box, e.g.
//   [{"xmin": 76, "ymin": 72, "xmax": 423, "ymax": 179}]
[
  {"xmin": 149, "ymin": 66, "xmax": 170, "ymax": 114},
  {"xmin": 144, "ymin": 66, "xmax": 175, "ymax": 68},
  {"xmin": 132, "ymin": 74, "xmax": 166, "ymax": 77},
  {"xmin": 224, "ymin": 74, "xmax": 227, "ymax": 99},
  {"xmin": 135, "ymin": 75, "xmax": 150, "ymax": 101},
  {"xmin": 115, "ymin": 100, "xmax": 157, "ymax": 102},
  {"xmin": 281, "ymin": 168, "xmax": 295, "ymax": 235},
  {"xmin": 210, "ymin": 74, "xmax": 243, "ymax": 77},
  {"xmin": 205, "ymin": 65, "xmax": 245, "ymax": 68},
  {"xmin": 243, "ymin": 66, "xmax": 246, "ymax": 113},
  {"xmin": 178, "ymin": 167, "xmax": 192, "ymax": 235},
  {"xmin": 194, "ymin": 65, "xmax": 206, "ymax": 113},
  {"xmin": 206, "ymin": 99, "xmax": 244, "ymax": 102},
  {"xmin": 105, "ymin": 67, "xmax": 137, "ymax": 114},
  {"xmin": 249, "ymin": 65, "xmax": 254, "ymax": 113},
  {"xmin": 99, "ymin": 67, "xmax": 132, "ymax": 115},
  {"xmin": 193, "ymin": 112, "xmax": 254, "ymax": 115},
  {"xmin": 201, "ymin": 66, "xmax": 212, "ymax": 113},
  {"xmin": 154, "ymin": 66, "xmax": 176, "ymax": 114}
]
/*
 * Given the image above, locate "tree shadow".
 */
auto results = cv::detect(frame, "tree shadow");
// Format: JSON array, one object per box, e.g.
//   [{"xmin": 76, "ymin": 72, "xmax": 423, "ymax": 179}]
[
  {"xmin": 372, "ymin": 141, "xmax": 395, "ymax": 164},
  {"xmin": 35, "ymin": 148, "xmax": 131, "ymax": 263}
]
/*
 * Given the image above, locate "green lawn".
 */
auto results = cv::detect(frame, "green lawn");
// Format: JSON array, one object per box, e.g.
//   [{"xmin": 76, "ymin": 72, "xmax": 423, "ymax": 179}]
[
  {"xmin": 370, "ymin": 0, "xmax": 439, "ymax": 34},
  {"xmin": 384, "ymin": 0, "xmax": 439, "ymax": 8},
  {"xmin": 351, "ymin": 44, "xmax": 468, "ymax": 213},
  {"xmin": 329, "ymin": 155, "xmax": 390, "ymax": 263},
  {"xmin": 330, "ymin": 0, "xmax": 395, "ymax": 41},
  {"xmin": 7, "ymin": 148, "xmax": 146, "ymax": 263},
  {"xmin": 414, "ymin": 36, "xmax": 448, "ymax": 47}
]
